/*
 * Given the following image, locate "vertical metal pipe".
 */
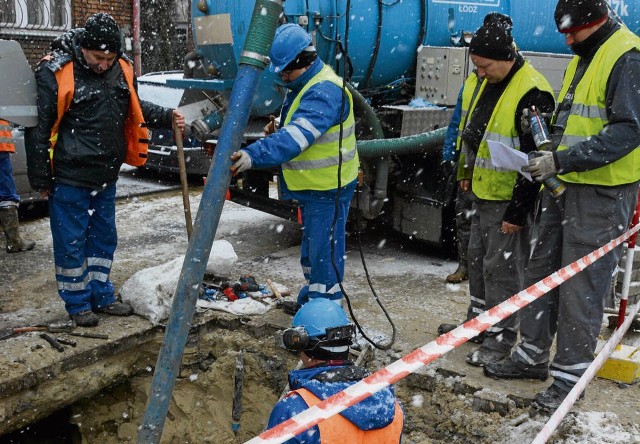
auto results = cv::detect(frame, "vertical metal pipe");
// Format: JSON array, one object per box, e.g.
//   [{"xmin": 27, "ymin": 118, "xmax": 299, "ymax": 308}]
[
  {"xmin": 132, "ymin": 0, "xmax": 141, "ymax": 76},
  {"xmin": 137, "ymin": 1, "xmax": 282, "ymax": 442}
]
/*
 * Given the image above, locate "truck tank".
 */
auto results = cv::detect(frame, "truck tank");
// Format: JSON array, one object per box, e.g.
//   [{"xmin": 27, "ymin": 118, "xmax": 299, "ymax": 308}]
[{"xmin": 191, "ymin": 0, "xmax": 640, "ymax": 117}]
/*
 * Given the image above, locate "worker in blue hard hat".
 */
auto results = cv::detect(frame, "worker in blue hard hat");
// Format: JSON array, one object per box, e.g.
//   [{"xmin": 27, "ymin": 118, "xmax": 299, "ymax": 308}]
[
  {"xmin": 231, "ymin": 24, "xmax": 360, "ymax": 308},
  {"xmin": 267, "ymin": 298, "xmax": 404, "ymax": 443}
]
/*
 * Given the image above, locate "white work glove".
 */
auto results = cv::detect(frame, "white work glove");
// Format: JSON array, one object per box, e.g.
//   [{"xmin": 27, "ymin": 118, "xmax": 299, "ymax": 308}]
[
  {"xmin": 520, "ymin": 108, "xmax": 533, "ymax": 134},
  {"xmin": 522, "ymin": 151, "xmax": 558, "ymax": 182},
  {"xmin": 230, "ymin": 150, "xmax": 252, "ymax": 176}
]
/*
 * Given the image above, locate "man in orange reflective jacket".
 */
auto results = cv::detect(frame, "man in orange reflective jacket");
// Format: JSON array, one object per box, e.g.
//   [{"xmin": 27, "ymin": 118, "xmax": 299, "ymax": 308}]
[{"xmin": 26, "ymin": 13, "xmax": 184, "ymax": 327}]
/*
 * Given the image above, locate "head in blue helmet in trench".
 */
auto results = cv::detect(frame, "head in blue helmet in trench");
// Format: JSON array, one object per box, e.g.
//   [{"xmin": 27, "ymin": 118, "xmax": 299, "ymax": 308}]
[
  {"xmin": 267, "ymin": 298, "xmax": 404, "ymax": 443},
  {"xmin": 230, "ymin": 24, "xmax": 360, "ymax": 309}
]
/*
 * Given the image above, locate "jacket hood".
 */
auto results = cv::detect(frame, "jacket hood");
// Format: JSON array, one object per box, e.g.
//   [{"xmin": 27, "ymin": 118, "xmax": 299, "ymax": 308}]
[
  {"xmin": 285, "ymin": 57, "xmax": 324, "ymax": 91},
  {"xmin": 288, "ymin": 364, "xmax": 398, "ymax": 431}
]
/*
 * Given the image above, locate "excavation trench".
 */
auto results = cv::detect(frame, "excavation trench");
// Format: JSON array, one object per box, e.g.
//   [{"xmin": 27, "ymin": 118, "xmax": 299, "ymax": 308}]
[{"xmin": 3, "ymin": 309, "xmax": 635, "ymax": 444}]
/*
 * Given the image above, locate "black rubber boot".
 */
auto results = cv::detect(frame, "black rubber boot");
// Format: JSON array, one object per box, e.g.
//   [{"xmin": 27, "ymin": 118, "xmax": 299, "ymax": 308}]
[
  {"xmin": 533, "ymin": 384, "xmax": 584, "ymax": 412},
  {"xmin": 484, "ymin": 355, "xmax": 548, "ymax": 381},
  {"xmin": 0, "ymin": 207, "xmax": 35, "ymax": 253},
  {"xmin": 71, "ymin": 310, "xmax": 100, "ymax": 327}
]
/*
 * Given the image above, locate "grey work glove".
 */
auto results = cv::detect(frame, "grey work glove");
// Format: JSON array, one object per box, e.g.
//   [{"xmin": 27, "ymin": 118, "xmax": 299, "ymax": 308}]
[
  {"xmin": 522, "ymin": 150, "xmax": 558, "ymax": 182},
  {"xmin": 230, "ymin": 150, "xmax": 252, "ymax": 176},
  {"xmin": 520, "ymin": 108, "xmax": 552, "ymax": 135}
]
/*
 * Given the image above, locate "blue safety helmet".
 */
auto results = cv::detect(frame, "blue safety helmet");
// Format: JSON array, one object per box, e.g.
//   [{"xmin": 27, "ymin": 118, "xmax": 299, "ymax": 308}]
[
  {"xmin": 269, "ymin": 23, "xmax": 312, "ymax": 73},
  {"xmin": 291, "ymin": 298, "xmax": 351, "ymax": 339}
]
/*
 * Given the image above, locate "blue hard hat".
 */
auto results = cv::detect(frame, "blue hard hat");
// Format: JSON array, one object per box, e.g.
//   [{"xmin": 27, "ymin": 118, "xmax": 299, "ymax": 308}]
[
  {"xmin": 269, "ymin": 24, "xmax": 312, "ymax": 73},
  {"xmin": 292, "ymin": 298, "xmax": 351, "ymax": 339}
]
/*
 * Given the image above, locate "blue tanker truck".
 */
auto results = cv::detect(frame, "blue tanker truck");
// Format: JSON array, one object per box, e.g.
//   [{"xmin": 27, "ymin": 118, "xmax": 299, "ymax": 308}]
[{"xmin": 171, "ymin": 0, "xmax": 638, "ymax": 249}]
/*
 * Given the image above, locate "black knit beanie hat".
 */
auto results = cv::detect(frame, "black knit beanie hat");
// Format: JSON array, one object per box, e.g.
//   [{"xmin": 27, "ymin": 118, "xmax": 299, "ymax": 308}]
[
  {"xmin": 554, "ymin": 0, "xmax": 609, "ymax": 34},
  {"xmin": 80, "ymin": 12, "xmax": 121, "ymax": 53},
  {"xmin": 469, "ymin": 13, "xmax": 516, "ymax": 61}
]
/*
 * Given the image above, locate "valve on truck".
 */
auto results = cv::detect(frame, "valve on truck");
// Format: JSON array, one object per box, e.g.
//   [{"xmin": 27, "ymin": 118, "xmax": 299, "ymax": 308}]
[
  {"xmin": 191, "ymin": 110, "xmax": 225, "ymax": 141},
  {"xmin": 528, "ymin": 106, "xmax": 566, "ymax": 197}
]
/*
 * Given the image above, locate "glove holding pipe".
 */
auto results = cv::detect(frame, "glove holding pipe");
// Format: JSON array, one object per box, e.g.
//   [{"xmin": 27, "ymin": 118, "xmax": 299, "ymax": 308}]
[{"xmin": 230, "ymin": 150, "xmax": 252, "ymax": 176}]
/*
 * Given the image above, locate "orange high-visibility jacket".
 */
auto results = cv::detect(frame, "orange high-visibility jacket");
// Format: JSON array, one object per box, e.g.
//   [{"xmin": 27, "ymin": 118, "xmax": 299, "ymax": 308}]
[
  {"xmin": 294, "ymin": 388, "xmax": 404, "ymax": 443},
  {"xmin": 0, "ymin": 119, "xmax": 15, "ymax": 153},
  {"xmin": 49, "ymin": 58, "xmax": 149, "ymax": 166}
]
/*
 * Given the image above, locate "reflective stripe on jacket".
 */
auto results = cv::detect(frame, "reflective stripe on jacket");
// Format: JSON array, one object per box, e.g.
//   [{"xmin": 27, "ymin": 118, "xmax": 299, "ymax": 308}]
[
  {"xmin": 556, "ymin": 27, "xmax": 640, "ymax": 185},
  {"xmin": 294, "ymin": 388, "xmax": 404, "ymax": 444},
  {"xmin": 471, "ymin": 63, "xmax": 553, "ymax": 201},
  {"xmin": 50, "ymin": 59, "xmax": 149, "ymax": 167},
  {"xmin": 281, "ymin": 65, "xmax": 358, "ymax": 191},
  {"xmin": 0, "ymin": 119, "xmax": 14, "ymax": 153},
  {"xmin": 456, "ymin": 73, "xmax": 482, "ymax": 181}
]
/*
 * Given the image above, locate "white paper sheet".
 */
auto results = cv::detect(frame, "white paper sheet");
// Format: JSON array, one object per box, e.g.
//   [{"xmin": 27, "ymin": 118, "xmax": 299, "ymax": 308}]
[{"xmin": 486, "ymin": 140, "xmax": 533, "ymax": 182}]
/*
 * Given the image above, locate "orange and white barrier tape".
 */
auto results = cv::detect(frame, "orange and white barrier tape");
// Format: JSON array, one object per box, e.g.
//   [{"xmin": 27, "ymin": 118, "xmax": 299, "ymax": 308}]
[{"xmin": 245, "ymin": 223, "xmax": 640, "ymax": 444}]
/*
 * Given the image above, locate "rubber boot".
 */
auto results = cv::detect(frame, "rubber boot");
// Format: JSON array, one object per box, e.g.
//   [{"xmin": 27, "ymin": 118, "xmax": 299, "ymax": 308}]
[
  {"xmin": 0, "ymin": 207, "xmax": 35, "ymax": 253},
  {"xmin": 446, "ymin": 257, "xmax": 468, "ymax": 283}
]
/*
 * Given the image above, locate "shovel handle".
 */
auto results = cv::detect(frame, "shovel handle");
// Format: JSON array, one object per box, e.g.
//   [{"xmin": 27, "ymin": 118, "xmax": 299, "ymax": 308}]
[{"xmin": 174, "ymin": 121, "xmax": 193, "ymax": 240}]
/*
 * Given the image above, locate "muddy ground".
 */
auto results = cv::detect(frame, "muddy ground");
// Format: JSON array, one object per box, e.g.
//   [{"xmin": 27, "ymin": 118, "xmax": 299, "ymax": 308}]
[{"xmin": 1, "ymin": 183, "xmax": 639, "ymax": 443}]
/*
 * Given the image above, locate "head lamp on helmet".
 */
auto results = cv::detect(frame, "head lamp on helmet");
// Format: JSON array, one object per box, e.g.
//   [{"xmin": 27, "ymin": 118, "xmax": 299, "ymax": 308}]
[
  {"xmin": 269, "ymin": 24, "xmax": 314, "ymax": 73},
  {"xmin": 282, "ymin": 298, "xmax": 355, "ymax": 358}
]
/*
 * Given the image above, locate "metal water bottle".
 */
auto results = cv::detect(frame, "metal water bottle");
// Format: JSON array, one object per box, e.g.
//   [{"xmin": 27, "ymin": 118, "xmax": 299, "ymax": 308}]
[{"xmin": 528, "ymin": 107, "xmax": 565, "ymax": 197}]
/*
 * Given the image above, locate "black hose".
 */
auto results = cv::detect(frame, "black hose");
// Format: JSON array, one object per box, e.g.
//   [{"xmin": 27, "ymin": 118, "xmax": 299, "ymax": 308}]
[{"xmin": 362, "ymin": 0, "xmax": 383, "ymax": 89}]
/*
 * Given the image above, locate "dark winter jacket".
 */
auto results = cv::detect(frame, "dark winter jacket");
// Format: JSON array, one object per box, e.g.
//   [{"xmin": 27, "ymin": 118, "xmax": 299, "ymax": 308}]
[
  {"xmin": 26, "ymin": 29, "xmax": 173, "ymax": 191},
  {"xmin": 266, "ymin": 362, "xmax": 403, "ymax": 443}
]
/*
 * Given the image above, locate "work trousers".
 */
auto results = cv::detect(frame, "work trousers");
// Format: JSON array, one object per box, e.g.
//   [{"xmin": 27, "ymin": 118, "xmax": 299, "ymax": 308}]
[
  {"xmin": 0, "ymin": 152, "xmax": 19, "ymax": 205},
  {"xmin": 49, "ymin": 183, "xmax": 118, "ymax": 315},
  {"xmin": 293, "ymin": 180, "xmax": 357, "ymax": 305},
  {"xmin": 455, "ymin": 185, "xmax": 473, "ymax": 263},
  {"xmin": 467, "ymin": 198, "xmax": 531, "ymax": 353},
  {"xmin": 513, "ymin": 182, "xmax": 638, "ymax": 392}
]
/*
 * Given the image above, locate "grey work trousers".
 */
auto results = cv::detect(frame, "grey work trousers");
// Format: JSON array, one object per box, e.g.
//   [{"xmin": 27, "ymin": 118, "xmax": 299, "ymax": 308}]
[
  {"xmin": 513, "ymin": 182, "xmax": 638, "ymax": 392},
  {"xmin": 467, "ymin": 198, "xmax": 531, "ymax": 353},
  {"xmin": 455, "ymin": 186, "xmax": 474, "ymax": 263}
]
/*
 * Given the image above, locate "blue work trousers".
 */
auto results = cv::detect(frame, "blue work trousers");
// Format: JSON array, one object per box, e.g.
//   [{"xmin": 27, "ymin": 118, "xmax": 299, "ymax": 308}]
[
  {"xmin": 294, "ymin": 180, "xmax": 357, "ymax": 305},
  {"xmin": 0, "ymin": 152, "xmax": 19, "ymax": 204},
  {"xmin": 49, "ymin": 183, "xmax": 118, "ymax": 315}
]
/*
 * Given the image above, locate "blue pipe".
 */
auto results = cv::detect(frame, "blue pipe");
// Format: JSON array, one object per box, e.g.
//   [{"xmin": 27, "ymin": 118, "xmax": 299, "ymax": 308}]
[{"xmin": 137, "ymin": 1, "xmax": 282, "ymax": 442}]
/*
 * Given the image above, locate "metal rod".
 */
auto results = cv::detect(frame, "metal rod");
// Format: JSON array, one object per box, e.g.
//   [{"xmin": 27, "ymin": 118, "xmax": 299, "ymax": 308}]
[
  {"xmin": 137, "ymin": 2, "xmax": 282, "ymax": 441},
  {"xmin": 617, "ymin": 191, "xmax": 640, "ymax": 328},
  {"xmin": 174, "ymin": 121, "xmax": 193, "ymax": 239},
  {"xmin": 232, "ymin": 351, "xmax": 245, "ymax": 434}
]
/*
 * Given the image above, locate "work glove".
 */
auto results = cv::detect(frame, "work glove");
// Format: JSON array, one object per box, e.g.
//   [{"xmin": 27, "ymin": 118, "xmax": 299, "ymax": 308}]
[
  {"xmin": 522, "ymin": 150, "xmax": 558, "ymax": 182},
  {"xmin": 230, "ymin": 150, "xmax": 252, "ymax": 176},
  {"xmin": 520, "ymin": 108, "xmax": 552, "ymax": 135}
]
